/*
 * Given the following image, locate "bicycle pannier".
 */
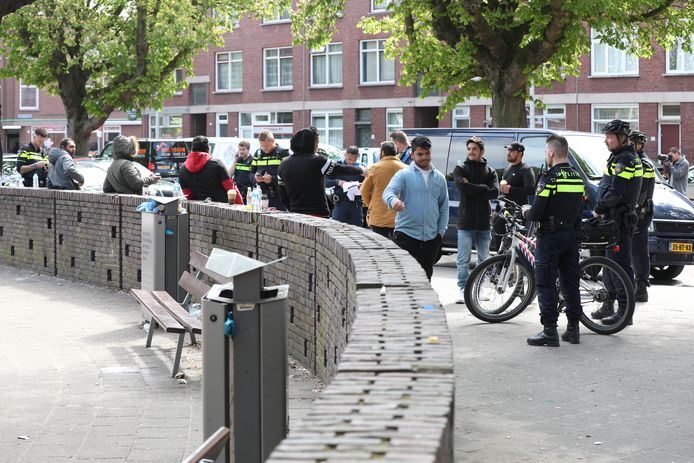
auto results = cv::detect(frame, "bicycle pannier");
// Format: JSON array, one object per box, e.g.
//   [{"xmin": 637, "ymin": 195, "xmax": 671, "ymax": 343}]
[{"xmin": 580, "ymin": 218, "xmax": 619, "ymax": 249}]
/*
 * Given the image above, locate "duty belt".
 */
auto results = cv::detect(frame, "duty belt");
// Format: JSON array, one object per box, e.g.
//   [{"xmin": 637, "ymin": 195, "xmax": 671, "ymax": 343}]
[{"xmin": 538, "ymin": 217, "xmax": 576, "ymax": 232}]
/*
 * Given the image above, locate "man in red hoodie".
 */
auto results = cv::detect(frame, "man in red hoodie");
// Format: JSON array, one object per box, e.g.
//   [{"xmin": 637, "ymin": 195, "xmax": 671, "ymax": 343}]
[{"xmin": 179, "ymin": 135, "xmax": 243, "ymax": 204}]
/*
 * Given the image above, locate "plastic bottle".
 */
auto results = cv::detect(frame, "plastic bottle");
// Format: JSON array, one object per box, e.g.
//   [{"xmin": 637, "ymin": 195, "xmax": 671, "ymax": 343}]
[
  {"xmin": 32, "ymin": 172, "xmax": 39, "ymax": 188},
  {"xmin": 252, "ymin": 186, "xmax": 261, "ymax": 211},
  {"xmin": 246, "ymin": 187, "xmax": 253, "ymax": 210},
  {"xmin": 172, "ymin": 180, "xmax": 182, "ymax": 197}
]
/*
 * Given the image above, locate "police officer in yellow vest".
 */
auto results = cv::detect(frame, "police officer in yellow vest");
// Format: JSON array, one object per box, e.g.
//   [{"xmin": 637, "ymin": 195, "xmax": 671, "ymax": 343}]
[
  {"xmin": 228, "ymin": 140, "xmax": 254, "ymax": 198},
  {"xmin": 250, "ymin": 130, "xmax": 289, "ymax": 210},
  {"xmin": 17, "ymin": 127, "xmax": 48, "ymax": 187}
]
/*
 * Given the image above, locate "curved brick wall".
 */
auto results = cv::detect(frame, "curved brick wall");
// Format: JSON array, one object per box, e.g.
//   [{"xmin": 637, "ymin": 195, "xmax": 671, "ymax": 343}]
[{"xmin": 0, "ymin": 187, "xmax": 454, "ymax": 462}]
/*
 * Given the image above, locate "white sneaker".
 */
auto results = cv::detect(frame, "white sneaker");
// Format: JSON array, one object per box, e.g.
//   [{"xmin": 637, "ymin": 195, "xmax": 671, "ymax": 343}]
[{"xmin": 455, "ymin": 289, "xmax": 465, "ymax": 304}]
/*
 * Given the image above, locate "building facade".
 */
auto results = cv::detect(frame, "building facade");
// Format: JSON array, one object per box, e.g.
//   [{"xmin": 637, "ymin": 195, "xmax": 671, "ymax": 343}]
[{"xmin": 1, "ymin": 0, "xmax": 693, "ymax": 158}]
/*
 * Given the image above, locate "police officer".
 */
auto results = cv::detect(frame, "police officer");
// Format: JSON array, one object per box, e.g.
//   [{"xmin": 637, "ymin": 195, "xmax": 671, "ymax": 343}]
[
  {"xmin": 326, "ymin": 146, "xmax": 365, "ymax": 226},
  {"xmin": 629, "ymin": 130, "xmax": 655, "ymax": 302},
  {"xmin": 526, "ymin": 135, "xmax": 585, "ymax": 346},
  {"xmin": 229, "ymin": 140, "xmax": 254, "ymax": 197},
  {"xmin": 591, "ymin": 120, "xmax": 642, "ymax": 326},
  {"xmin": 250, "ymin": 130, "xmax": 289, "ymax": 210},
  {"xmin": 16, "ymin": 127, "xmax": 48, "ymax": 187}
]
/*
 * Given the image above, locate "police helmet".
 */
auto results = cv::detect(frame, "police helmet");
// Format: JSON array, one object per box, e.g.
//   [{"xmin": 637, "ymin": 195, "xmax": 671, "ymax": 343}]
[
  {"xmin": 602, "ymin": 119, "xmax": 631, "ymax": 136},
  {"xmin": 628, "ymin": 130, "xmax": 647, "ymax": 145}
]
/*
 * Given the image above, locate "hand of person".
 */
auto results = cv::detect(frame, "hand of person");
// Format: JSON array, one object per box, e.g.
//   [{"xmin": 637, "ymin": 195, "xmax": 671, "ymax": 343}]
[
  {"xmin": 262, "ymin": 173, "xmax": 272, "ymax": 183},
  {"xmin": 338, "ymin": 180, "xmax": 345, "ymax": 188},
  {"xmin": 255, "ymin": 173, "xmax": 264, "ymax": 183},
  {"xmin": 500, "ymin": 184, "xmax": 510, "ymax": 194},
  {"xmin": 36, "ymin": 161, "xmax": 47, "ymax": 169},
  {"xmin": 151, "ymin": 174, "xmax": 161, "ymax": 184},
  {"xmin": 392, "ymin": 199, "xmax": 405, "ymax": 211},
  {"xmin": 360, "ymin": 166, "xmax": 368, "ymax": 176},
  {"xmin": 592, "ymin": 211, "xmax": 600, "ymax": 219}
]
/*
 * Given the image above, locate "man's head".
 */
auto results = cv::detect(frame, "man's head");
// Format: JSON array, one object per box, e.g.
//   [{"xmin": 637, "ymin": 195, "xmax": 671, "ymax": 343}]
[
  {"xmin": 545, "ymin": 134, "xmax": 569, "ymax": 168},
  {"xmin": 505, "ymin": 142, "xmax": 525, "ymax": 165},
  {"xmin": 258, "ymin": 130, "xmax": 275, "ymax": 153},
  {"xmin": 238, "ymin": 140, "xmax": 250, "ymax": 158},
  {"xmin": 112, "ymin": 135, "xmax": 138, "ymax": 158},
  {"xmin": 390, "ymin": 130, "xmax": 409, "ymax": 153},
  {"xmin": 59, "ymin": 138, "xmax": 76, "ymax": 156},
  {"xmin": 669, "ymin": 147, "xmax": 681, "ymax": 162},
  {"xmin": 602, "ymin": 119, "xmax": 631, "ymax": 151},
  {"xmin": 380, "ymin": 141, "xmax": 397, "ymax": 159},
  {"xmin": 466, "ymin": 136, "xmax": 485, "ymax": 162},
  {"xmin": 32, "ymin": 127, "xmax": 47, "ymax": 148},
  {"xmin": 628, "ymin": 130, "xmax": 647, "ymax": 153},
  {"xmin": 191, "ymin": 135, "xmax": 210, "ymax": 153},
  {"xmin": 344, "ymin": 146, "xmax": 359, "ymax": 165},
  {"xmin": 411, "ymin": 136, "xmax": 432, "ymax": 170},
  {"xmin": 309, "ymin": 126, "xmax": 320, "ymax": 153}
]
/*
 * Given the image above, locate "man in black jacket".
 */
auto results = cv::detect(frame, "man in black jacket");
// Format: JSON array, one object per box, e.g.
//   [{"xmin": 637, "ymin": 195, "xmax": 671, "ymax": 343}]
[
  {"xmin": 278, "ymin": 128, "xmax": 365, "ymax": 217},
  {"xmin": 453, "ymin": 136, "xmax": 499, "ymax": 304},
  {"xmin": 179, "ymin": 136, "xmax": 242, "ymax": 204}
]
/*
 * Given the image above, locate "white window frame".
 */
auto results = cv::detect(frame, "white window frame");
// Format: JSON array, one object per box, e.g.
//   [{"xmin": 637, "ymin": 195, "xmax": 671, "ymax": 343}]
[
  {"xmin": 216, "ymin": 113, "xmax": 229, "ymax": 137},
  {"xmin": 263, "ymin": 47, "xmax": 293, "ymax": 90},
  {"xmin": 310, "ymin": 43, "xmax": 343, "ymax": 87},
  {"xmin": 19, "ymin": 81, "xmax": 39, "ymax": 110},
  {"xmin": 262, "ymin": 8, "xmax": 290, "ymax": 24},
  {"xmin": 371, "ymin": 0, "xmax": 400, "ymax": 12},
  {"xmin": 173, "ymin": 69, "xmax": 184, "ymax": 96},
  {"xmin": 360, "ymin": 39, "xmax": 395, "ymax": 85},
  {"xmin": 591, "ymin": 104, "xmax": 639, "ymax": 134},
  {"xmin": 536, "ymin": 105, "xmax": 566, "ymax": 129},
  {"xmin": 590, "ymin": 29, "xmax": 639, "ymax": 77},
  {"xmin": 386, "ymin": 108, "xmax": 403, "ymax": 135},
  {"xmin": 660, "ymin": 104, "xmax": 681, "ymax": 121},
  {"xmin": 666, "ymin": 36, "xmax": 694, "ymax": 75},
  {"xmin": 452, "ymin": 106, "xmax": 470, "ymax": 128},
  {"xmin": 149, "ymin": 113, "xmax": 183, "ymax": 138},
  {"xmin": 311, "ymin": 111, "xmax": 344, "ymax": 148},
  {"xmin": 212, "ymin": 8, "xmax": 240, "ymax": 28},
  {"xmin": 216, "ymin": 51, "xmax": 243, "ymax": 92}
]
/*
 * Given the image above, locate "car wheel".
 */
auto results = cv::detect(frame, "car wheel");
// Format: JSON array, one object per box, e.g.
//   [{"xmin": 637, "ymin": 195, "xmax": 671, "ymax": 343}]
[{"xmin": 650, "ymin": 265, "xmax": 685, "ymax": 280}]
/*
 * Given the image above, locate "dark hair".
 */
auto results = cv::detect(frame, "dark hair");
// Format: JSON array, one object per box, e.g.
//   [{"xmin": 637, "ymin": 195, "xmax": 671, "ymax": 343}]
[
  {"xmin": 238, "ymin": 140, "xmax": 250, "ymax": 149},
  {"xmin": 345, "ymin": 145, "xmax": 359, "ymax": 156},
  {"xmin": 669, "ymin": 147, "xmax": 681, "ymax": 155},
  {"xmin": 410, "ymin": 136, "xmax": 432, "ymax": 151},
  {"xmin": 546, "ymin": 134, "xmax": 568, "ymax": 158},
  {"xmin": 34, "ymin": 127, "xmax": 48, "ymax": 138},
  {"xmin": 390, "ymin": 130, "xmax": 408, "ymax": 145},
  {"xmin": 59, "ymin": 137, "xmax": 74, "ymax": 150},
  {"xmin": 191, "ymin": 135, "xmax": 210, "ymax": 153},
  {"xmin": 466, "ymin": 136, "xmax": 485, "ymax": 151},
  {"xmin": 381, "ymin": 141, "xmax": 397, "ymax": 157},
  {"xmin": 309, "ymin": 126, "xmax": 320, "ymax": 138}
]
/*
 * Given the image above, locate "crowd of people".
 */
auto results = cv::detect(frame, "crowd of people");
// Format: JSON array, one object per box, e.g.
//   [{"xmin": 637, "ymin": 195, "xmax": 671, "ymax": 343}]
[{"xmin": 15, "ymin": 122, "xmax": 689, "ymax": 346}]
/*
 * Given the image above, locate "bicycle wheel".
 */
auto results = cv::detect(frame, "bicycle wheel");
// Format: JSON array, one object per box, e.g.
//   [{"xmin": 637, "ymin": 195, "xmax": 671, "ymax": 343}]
[
  {"xmin": 464, "ymin": 254, "xmax": 536, "ymax": 323},
  {"xmin": 576, "ymin": 256, "xmax": 635, "ymax": 335}
]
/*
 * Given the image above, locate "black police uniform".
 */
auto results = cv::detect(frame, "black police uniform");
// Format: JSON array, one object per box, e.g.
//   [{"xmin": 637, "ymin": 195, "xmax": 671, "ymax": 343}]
[
  {"xmin": 593, "ymin": 144, "xmax": 642, "ymax": 322},
  {"xmin": 632, "ymin": 151, "xmax": 655, "ymax": 300},
  {"xmin": 325, "ymin": 160, "xmax": 364, "ymax": 226},
  {"xmin": 250, "ymin": 145, "xmax": 290, "ymax": 210},
  {"xmin": 16, "ymin": 141, "xmax": 48, "ymax": 187},
  {"xmin": 232, "ymin": 154, "xmax": 254, "ymax": 197},
  {"xmin": 526, "ymin": 163, "xmax": 585, "ymax": 346}
]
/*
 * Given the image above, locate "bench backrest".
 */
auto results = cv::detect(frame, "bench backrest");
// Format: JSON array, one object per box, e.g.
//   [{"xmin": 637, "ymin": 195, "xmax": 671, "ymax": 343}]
[
  {"xmin": 179, "ymin": 271, "xmax": 212, "ymax": 303},
  {"xmin": 190, "ymin": 250, "xmax": 233, "ymax": 284}
]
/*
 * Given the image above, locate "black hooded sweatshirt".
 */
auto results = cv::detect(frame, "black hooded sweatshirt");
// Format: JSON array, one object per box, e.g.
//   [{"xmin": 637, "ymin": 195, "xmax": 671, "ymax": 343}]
[{"xmin": 277, "ymin": 128, "xmax": 364, "ymax": 216}]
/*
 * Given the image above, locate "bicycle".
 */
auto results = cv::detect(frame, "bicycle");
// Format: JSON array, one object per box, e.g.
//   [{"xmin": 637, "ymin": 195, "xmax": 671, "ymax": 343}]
[{"xmin": 463, "ymin": 198, "xmax": 635, "ymax": 335}]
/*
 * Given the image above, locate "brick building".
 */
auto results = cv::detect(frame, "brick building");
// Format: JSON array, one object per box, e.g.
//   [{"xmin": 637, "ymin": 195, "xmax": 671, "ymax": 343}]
[{"xmin": 2, "ymin": 1, "xmax": 693, "ymax": 158}]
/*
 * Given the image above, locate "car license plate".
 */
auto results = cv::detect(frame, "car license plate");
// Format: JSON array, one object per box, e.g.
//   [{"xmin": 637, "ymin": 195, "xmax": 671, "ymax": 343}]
[{"xmin": 669, "ymin": 242, "xmax": 692, "ymax": 253}]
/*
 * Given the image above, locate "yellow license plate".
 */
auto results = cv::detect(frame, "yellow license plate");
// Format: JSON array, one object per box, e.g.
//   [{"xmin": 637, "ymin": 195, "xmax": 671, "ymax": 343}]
[{"xmin": 670, "ymin": 242, "xmax": 692, "ymax": 253}]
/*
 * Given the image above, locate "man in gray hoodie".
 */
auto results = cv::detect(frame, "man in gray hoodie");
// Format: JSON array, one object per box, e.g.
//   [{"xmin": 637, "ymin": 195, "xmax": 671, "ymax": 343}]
[
  {"xmin": 47, "ymin": 138, "xmax": 84, "ymax": 190},
  {"xmin": 104, "ymin": 135, "xmax": 159, "ymax": 194}
]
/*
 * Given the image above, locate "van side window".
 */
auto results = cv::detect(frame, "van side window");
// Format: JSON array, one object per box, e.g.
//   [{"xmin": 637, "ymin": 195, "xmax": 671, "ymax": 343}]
[
  {"xmin": 425, "ymin": 136, "xmax": 451, "ymax": 174},
  {"xmin": 519, "ymin": 136, "xmax": 549, "ymax": 179},
  {"xmin": 446, "ymin": 136, "xmax": 515, "ymax": 181}
]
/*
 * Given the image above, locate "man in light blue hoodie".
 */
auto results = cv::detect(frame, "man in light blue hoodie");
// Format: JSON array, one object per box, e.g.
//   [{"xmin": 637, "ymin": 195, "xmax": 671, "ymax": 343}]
[{"xmin": 383, "ymin": 136, "xmax": 449, "ymax": 280}]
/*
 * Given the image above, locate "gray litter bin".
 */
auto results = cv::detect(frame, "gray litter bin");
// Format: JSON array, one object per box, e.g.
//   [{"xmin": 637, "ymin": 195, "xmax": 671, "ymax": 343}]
[{"xmin": 202, "ymin": 250, "xmax": 289, "ymax": 463}]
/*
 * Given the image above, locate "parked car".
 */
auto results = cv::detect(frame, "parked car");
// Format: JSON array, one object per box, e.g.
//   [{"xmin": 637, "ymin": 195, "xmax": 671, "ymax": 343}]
[
  {"xmin": 687, "ymin": 165, "xmax": 694, "ymax": 201},
  {"xmin": 405, "ymin": 127, "xmax": 694, "ymax": 280},
  {"xmin": 1, "ymin": 154, "xmax": 22, "ymax": 186},
  {"xmin": 359, "ymin": 147, "xmax": 381, "ymax": 167},
  {"xmin": 92, "ymin": 138, "xmax": 190, "ymax": 178},
  {"xmin": 76, "ymin": 159, "xmax": 174, "ymax": 194}
]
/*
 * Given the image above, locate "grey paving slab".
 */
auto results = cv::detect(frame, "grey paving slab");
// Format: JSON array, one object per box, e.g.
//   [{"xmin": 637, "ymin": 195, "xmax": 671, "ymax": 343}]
[{"xmin": 0, "ymin": 264, "xmax": 323, "ymax": 463}]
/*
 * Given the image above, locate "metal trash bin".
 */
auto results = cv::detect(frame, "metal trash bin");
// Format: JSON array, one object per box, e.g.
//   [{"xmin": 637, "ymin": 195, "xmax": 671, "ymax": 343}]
[
  {"xmin": 202, "ymin": 249, "xmax": 289, "ymax": 463},
  {"xmin": 140, "ymin": 196, "xmax": 188, "ymax": 302}
]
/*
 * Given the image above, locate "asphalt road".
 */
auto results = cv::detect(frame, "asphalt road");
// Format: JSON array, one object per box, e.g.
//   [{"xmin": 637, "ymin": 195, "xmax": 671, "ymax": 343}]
[{"xmin": 432, "ymin": 254, "xmax": 694, "ymax": 463}]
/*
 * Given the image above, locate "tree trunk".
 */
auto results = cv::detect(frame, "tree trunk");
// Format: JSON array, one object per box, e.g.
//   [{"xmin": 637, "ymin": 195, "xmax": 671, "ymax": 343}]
[
  {"xmin": 63, "ymin": 103, "xmax": 107, "ymax": 157},
  {"xmin": 490, "ymin": 73, "xmax": 528, "ymax": 128}
]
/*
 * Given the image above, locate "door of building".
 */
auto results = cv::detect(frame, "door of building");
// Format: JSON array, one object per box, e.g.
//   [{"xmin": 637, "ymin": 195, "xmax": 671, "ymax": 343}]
[{"xmin": 659, "ymin": 124, "xmax": 680, "ymax": 154}]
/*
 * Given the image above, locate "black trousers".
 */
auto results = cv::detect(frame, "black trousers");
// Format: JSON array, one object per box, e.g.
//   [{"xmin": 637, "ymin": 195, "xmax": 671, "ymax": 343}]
[
  {"xmin": 393, "ymin": 231, "xmax": 442, "ymax": 280},
  {"xmin": 372, "ymin": 226, "xmax": 394, "ymax": 240},
  {"xmin": 535, "ymin": 227, "xmax": 582, "ymax": 324},
  {"xmin": 605, "ymin": 227, "xmax": 635, "ymax": 303},
  {"xmin": 631, "ymin": 214, "xmax": 652, "ymax": 283}
]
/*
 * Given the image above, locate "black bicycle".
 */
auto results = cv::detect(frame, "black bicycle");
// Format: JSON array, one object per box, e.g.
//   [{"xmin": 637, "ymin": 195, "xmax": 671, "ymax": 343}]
[{"xmin": 464, "ymin": 198, "xmax": 635, "ymax": 335}]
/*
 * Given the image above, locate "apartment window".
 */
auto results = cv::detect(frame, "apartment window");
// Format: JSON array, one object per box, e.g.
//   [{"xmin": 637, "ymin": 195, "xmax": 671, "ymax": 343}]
[
  {"xmin": 667, "ymin": 36, "xmax": 694, "ymax": 74},
  {"xmin": 592, "ymin": 105, "xmax": 639, "ymax": 133},
  {"xmin": 190, "ymin": 83, "xmax": 207, "ymax": 105},
  {"xmin": 360, "ymin": 39, "xmax": 394, "ymax": 84},
  {"xmin": 355, "ymin": 109, "xmax": 372, "ymax": 147},
  {"xmin": 216, "ymin": 113, "xmax": 228, "ymax": 137},
  {"xmin": 149, "ymin": 114, "xmax": 182, "ymax": 138},
  {"xmin": 661, "ymin": 104, "xmax": 680, "ymax": 120},
  {"xmin": 263, "ymin": 9, "xmax": 290, "ymax": 24},
  {"xmin": 311, "ymin": 43, "xmax": 342, "ymax": 86},
  {"xmin": 212, "ymin": 8, "xmax": 240, "ymax": 27},
  {"xmin": 371, "ymin": 0, "xmax": 400, "ymax": 12},
  {"xmin": 485, "ymin": 106, "xmax": 494, "ymax": 127},
  {"xmin": 591, "ymin": 30, "xmax": 638, "ymax": 76},
  {"xmin": 453, "ymin": 106, "xmax": 470, "ymax": 128},
  {"xmin": 386, "ymin": 109, "xmax": 403, "ymax": 135},
  {"xmin": 19, "ymin": 82, "xmax": 39, "ymax": 110},
  {"xmin": 239, "ymin": 112, "xmax": 253, "ymax": 139},
  {"xmin": 536, "ymin": 105, "xmax": 566, "ymax": 130},
  {"xmin": 264, "ymin": 47, "xmax": 293, "ymax": 89},
  {"xmin": 311, "ymin": 111, "xmax": 343, "ymax": 148},
  {"xmin": 239, "ymin": 111, "xmax": 294, "ymax": 139},
  {"xmin": 216, "ymin": 51, "xmax": 242, "ymax": 92},
  {"xmin": 173, "ymin": 69, "xmax": 184, "ymax": 96}
]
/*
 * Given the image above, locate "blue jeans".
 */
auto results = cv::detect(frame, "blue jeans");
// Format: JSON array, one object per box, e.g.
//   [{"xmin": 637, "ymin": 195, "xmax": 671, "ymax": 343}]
[{"xmin": 457, "ymin": 229, "xmax": 491, "ymax": 290}]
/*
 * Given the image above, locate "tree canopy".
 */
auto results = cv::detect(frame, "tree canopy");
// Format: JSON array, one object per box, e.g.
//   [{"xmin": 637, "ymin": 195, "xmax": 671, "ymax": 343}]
[{"xmin": 291, "ymin": 0, "xmax": 694, "ymax": 127}]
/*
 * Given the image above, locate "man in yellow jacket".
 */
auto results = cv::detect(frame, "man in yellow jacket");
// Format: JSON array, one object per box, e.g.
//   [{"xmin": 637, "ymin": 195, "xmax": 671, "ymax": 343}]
[{"xmin": 360, "ymin": 141, "xmax": 406, "ymax": 239}]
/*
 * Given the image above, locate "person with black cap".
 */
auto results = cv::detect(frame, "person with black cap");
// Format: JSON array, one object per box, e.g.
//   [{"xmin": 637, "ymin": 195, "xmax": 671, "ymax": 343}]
[
  {"xmin": 277, "ymin": 127, "xmax": 366, "ymax": 217},
  {"xmin": 591, "ymin": 119, "xmax": 642, "ymax": 326}
]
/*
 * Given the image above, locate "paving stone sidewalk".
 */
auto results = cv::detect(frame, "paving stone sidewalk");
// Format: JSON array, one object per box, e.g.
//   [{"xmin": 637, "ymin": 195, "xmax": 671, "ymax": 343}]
[{"xmin": 0, "ymin": 265, "xmax": 322, "ymax": 463}]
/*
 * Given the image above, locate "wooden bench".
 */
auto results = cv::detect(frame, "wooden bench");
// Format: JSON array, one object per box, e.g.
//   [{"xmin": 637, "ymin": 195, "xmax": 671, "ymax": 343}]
[{"xmin": 132, "ymin": 251, "xmax": 229, "ymax": 377}]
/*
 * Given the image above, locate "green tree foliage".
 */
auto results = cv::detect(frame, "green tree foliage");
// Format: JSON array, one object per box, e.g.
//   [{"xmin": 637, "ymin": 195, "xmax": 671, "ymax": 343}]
[
  {"xmin": 0, "ymin": 1, "xmax": 36, "ymax": 20},
  {"xmin": 0, "ymin": 0, "xmax": 238, "ymax": 155},
  {"xmin": 291, "ymin": 0, "xmax": 694, "ymax": 127}
]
